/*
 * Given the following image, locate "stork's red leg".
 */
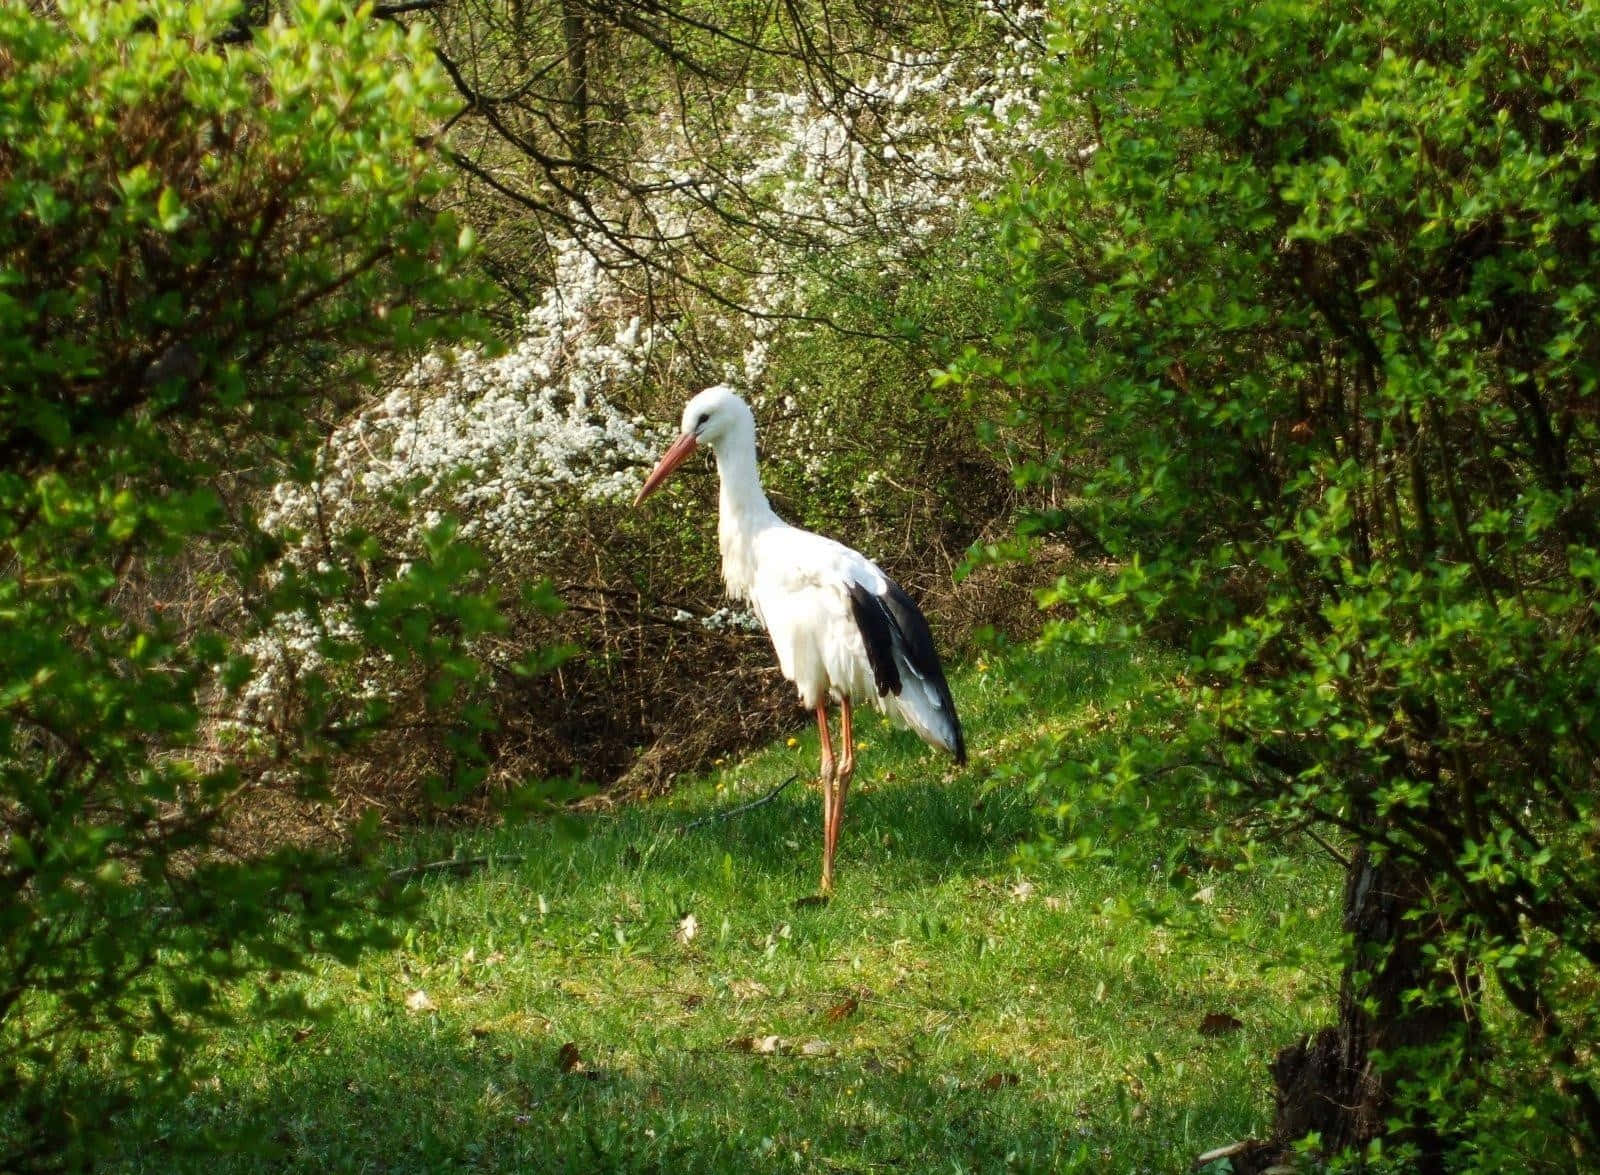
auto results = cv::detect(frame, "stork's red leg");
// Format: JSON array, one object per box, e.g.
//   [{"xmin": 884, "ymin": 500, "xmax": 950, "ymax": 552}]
[
  {"xmin": 828, "ymin": 696, "xmax": 856, "ymax": 878},
  {"xmin": 816, "ymin": 703, "xmax": 837, "ymax": 894}
]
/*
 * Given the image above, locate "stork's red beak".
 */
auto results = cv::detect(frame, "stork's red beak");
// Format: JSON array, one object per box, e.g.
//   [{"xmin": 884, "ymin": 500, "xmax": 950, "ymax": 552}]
[{"xmin": 633, "ymin": 432, "xmax": 699, "ymax": 506}]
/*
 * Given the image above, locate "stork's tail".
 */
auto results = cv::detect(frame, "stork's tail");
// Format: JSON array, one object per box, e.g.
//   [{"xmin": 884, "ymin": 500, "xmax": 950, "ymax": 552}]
[{"xmin": 889, "ymin": 667, "xmax": 966, "ymax": 765}]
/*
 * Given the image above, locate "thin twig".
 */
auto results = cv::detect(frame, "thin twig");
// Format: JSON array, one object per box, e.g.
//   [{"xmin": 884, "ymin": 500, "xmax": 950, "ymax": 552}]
[
  {"xmin": 677, "ymin": 774, "xmax": 801, "ymax": 833},
  {"xmin": 1299, "ymin": 823, "xmax": 1352, "ymax": 869},
  {"xmin": 387, "ymin": 854, "xmax": 524, "ymax": 881}
]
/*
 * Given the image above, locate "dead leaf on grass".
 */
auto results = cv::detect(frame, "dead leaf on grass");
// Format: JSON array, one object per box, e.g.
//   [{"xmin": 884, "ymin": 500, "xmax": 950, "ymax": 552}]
[
  {"xmin": 798, "ymin": 1039, "xmax": 834, "ymax": 1057},
  {"xmin": 557, "ymin": 1041, "xmax": 585, "ymax": 1072},
  {"xmin": 1199, "ymin": 1012, "xmax": 1244, "ymax": 1036},
  {"xmin": 677, "ymin": 913, "xmax": 699, "ymax": 945},
  {"xmin": 824, "ymin": 995, "xmax": 859, "ymax": 1023},
  {"xmin": 404, "ymin": 989, "xmax": 436, "ymax": 1013},
  {"xmin": 291, "ymin": 1026, "xmax": 315, "ymax": 1044},
  {"xmin": 728, "ymin": 978, "xmax": 769, "ymax": 1000},
  {"xmin": 980, "ymin": 1072, "xmax": 1021, "ymax": 1091}
]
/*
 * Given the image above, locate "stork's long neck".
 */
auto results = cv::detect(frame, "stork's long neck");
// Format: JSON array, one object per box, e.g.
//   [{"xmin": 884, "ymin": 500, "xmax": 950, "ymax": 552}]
[{"xmin": 713, "ymin": 431, "xmax": 781, "ymax": 602}]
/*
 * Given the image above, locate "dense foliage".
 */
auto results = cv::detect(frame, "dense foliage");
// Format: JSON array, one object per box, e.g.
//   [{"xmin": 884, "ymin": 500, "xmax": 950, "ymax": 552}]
[
  {"xmin": 963, "ymin": 0, "xmax": 1600, "ymax": 1167},
  {"xmin": 0, "ymin": 1, "xmax": 509, "ymax": 1164}
]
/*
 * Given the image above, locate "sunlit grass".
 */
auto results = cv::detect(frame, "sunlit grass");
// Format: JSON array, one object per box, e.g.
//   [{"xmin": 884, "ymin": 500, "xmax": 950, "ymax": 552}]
[{"xmin": 112, "ymin": 640, "xmax": 1336, "ymax": 1173}]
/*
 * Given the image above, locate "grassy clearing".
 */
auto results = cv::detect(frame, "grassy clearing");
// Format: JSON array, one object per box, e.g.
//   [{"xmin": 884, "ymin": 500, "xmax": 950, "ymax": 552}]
[{"xmin": 113, "ymin": 642, "xmax": 1336, "ymax": 1173}]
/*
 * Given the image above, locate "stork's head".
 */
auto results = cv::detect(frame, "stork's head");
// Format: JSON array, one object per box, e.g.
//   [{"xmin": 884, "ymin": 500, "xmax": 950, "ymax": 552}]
[{"xmin": 633, "ymin": 385, "xmax": 755, "ymax": 505}]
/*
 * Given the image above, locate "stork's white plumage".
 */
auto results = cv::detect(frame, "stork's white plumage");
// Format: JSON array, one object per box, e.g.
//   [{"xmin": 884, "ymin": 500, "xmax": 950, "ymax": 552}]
[{"xmin": 634, "ymin": 386, "xmax": 966, "ymax": 894}]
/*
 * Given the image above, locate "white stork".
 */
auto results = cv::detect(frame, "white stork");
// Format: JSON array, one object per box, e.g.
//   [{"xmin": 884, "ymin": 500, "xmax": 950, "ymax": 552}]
[{"xmin": 634, "ymin": 386, "xmax": 966, "ymax": 894}]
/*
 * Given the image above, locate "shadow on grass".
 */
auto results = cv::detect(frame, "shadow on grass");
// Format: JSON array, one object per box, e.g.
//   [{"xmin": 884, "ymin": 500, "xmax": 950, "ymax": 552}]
[
  {"xmin": 659, "ymin": 769, "xmax": 1037, "ymax": 893},
  {"xmin": 395, "ymin": 636, "xmax": 1139, "ymax": 905},
  {"xmin": 116, "ymin": 1005, "xmax": 1263, "ymax": 1174},
  {"xmin": 508, "ymin": 650, "xmax": 1134, "ymax": 903}
]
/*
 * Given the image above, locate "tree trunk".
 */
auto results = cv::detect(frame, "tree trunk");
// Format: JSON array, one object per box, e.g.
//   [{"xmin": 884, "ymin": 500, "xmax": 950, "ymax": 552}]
[
  {"xmin": 560, "ymin": 0, "xmax": 590, "ymax": 175},
  {"xmin": 1260, "ymin": 847, "xmax": 1465, "ymax": 1172}
]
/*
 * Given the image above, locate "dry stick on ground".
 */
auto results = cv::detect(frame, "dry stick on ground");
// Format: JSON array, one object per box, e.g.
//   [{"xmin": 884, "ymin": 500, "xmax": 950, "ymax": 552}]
[
  {"xmin": 390, "ymin": 773, "xmax": 800, "ymax": 877},
  {"xmin": 677, "ymin": 773, "xmax": 800, "ymax": 834},
  {"xmin": 387, "ymin": 854, "xmax": 525, "ymax": 881}
]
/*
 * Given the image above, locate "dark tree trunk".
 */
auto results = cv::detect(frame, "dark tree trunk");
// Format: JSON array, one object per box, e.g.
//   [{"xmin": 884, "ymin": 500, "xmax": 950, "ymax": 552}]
[
  {"xmin": 1257, "ymin": 846, "xmax": 1466, "ymax": 1172},
  {"xmin": 560, "ymin": 0, "xmax": 590, "ymax": 174}
]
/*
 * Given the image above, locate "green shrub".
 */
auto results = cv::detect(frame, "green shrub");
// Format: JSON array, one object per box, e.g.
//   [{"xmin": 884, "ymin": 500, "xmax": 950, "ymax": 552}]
[
  {"xmin": 957, "ymin": 0, "xmax": 1600, "ymax": 1166},
  {"xmin": 0, "ymin": 1, "xmax": 503, "ymax": 1165}
]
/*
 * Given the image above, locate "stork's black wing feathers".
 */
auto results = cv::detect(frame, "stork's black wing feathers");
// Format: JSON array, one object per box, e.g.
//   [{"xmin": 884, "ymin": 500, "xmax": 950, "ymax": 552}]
[
  {"xmin": 879, "ymin": 580, "xmax": 944, "ymax": 687},
  {"xmin": 846, "ymin": 577, "xmax": 967, "ymax": 766},
  {"xmin": 881, "ymin": 580, "xmax": 967, "ymax": 765},
  {"xmin": 847, "ymin": 581, "xmax": 902, "ymax": 697}
]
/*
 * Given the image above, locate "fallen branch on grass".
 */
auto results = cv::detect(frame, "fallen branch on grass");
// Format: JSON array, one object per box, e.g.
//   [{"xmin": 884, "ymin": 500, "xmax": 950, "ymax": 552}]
[
  {"xmin": 677, "ymin": 774, "xmax": 800, "ymax": 834},
  {"xmin": 387, "ymin": 854, "xmax": 524, "ymax": 881}
]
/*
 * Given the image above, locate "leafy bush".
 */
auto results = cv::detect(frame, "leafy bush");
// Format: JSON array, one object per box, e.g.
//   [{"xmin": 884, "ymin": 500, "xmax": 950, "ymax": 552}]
[
  {"xmin": 0, "ymin": 1, "xmax": 503, "ymax": 1164},
  {"xmin": 960, "ymin": 0, "xmax": 1600, "ymax": 1166}
]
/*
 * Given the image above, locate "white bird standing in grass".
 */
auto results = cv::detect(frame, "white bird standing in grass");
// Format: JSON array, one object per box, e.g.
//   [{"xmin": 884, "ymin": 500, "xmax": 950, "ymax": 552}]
[{"xmin": 634, "ymin": 386, "xmax": 966, "ymax": 894}]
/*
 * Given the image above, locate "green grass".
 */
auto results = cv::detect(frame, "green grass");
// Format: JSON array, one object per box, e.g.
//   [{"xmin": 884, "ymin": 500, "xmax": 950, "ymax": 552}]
[{"xmin": 113, "ymin": 642, "xmax": 1336, "ymax": 1173}]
